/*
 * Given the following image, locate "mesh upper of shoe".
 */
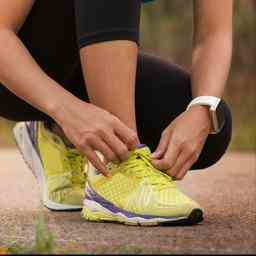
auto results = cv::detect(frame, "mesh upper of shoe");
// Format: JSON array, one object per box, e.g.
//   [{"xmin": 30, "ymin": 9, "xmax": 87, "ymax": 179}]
[
  {"xmin": 37, "ymin": 122, "xmax": 85, "ymax": 205},
  {"xmin": 87, "ymin": 147, "xmax": 201, "ymax": 217}
]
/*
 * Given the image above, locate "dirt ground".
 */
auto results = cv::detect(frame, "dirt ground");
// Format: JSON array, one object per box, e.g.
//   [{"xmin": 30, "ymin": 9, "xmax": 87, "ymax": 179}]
[{"xmin": 0, "ymin": 148, "xmax": 255, "ymax": 254}]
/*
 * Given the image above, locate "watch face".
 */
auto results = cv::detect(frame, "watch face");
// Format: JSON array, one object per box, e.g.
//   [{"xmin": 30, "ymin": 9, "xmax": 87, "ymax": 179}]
[{"xmin": 216, "ymin": 102, "xmax": 225, "ymax": 133}]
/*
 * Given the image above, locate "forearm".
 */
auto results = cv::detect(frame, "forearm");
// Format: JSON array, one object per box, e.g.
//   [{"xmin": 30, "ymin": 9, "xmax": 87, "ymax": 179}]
[
  {"xmin": 192, "ymin": 34, "xmax": 233, "ymax": 98},
  {"xmin": 0, "ymin": 28, "xmax": 77, "ymax": 119},
  {"xmin": 80, "ymin": 41, "xmax": 138, "ymax": 130},
  {"xmin": 75, "ymin": 0, "xmax": 141, "ymax": 132}
]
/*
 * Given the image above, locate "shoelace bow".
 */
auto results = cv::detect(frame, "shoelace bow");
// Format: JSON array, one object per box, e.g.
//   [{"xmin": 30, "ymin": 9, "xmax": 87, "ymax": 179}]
[
  {"xmin": 118, "ymin": 149, "xmax": 175, "ymax": 190},
  {"xmin": 66, "ymin": 150, "xmax": 85, "ymax": 186}
]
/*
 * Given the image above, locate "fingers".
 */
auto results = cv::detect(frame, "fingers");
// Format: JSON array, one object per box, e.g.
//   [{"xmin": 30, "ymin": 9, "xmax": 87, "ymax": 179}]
[
  {"xmin": 151, "ymin": 125, "xmax": 204, "ymax": 180},
  {"xmin": 89, "ymin": 135, "xmax": 118, "ymax": 163},
  {"xmin": 83, "ymin": 146, "xmax": 111, "ymax": 177},
  {"xmin": 114, "ymin": 120, "xmax": 139, "ymax": 150},
  {"xmin": 167, "ymin": 142, "xmax": 203, "ymax": 180},
  {"xmin": 173, "ymin": 156, "xmax": 197, "ymax": 180},
  {"xmin": 151, "ymin": 131, "xmax": 170, "ymax": 159},
  {"xmin": 76, "ymin": 121, "xmax": 136, "ymax": 170},
  {"xmin": 60, "ymin": 104, "xmax": 140, "ymax": 173},
  {"xmin": 174, "ymin": 140, "xmax": 206, "ymax": 180},
  {"xmin": 102, "ymin": 131, "xmax": 130, "ymax": 162},
  {"xmin": 152, "ymin": 140, "xmax": 181, "ymax": 170},
  {"xmin": 166, "ymin": 144, "xmax": 195, "ymax": 177}
]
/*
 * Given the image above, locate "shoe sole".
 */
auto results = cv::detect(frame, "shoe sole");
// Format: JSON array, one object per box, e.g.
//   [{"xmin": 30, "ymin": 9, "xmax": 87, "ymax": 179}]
[
  {"xmin": 13, "ymin": 122, "xmax": 82, "ymax": 211},
  {"xmin": 82, "ymin": 185, "xmax": 203, "ymax": 226},
  {"xmin": 82, "ymin": 204, "xmax": 203, "ymax": 227}
]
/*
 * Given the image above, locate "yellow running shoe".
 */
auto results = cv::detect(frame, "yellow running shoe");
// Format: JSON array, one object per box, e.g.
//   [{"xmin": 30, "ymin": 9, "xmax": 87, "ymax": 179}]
[
  {"xmin": 13, "ymin": 121, "xmax": 87, "ymax": 211},
  {"xmin": 82, "ymin": 145, "xmax": 203, "ymax": 226}
]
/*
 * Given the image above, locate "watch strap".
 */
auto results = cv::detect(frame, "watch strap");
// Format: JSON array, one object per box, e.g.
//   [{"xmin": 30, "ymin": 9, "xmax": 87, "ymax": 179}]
[
  {"xmin": 186, "ymin": 96, "xmax": 221, "ymax": 111},
  {"xmin": 186, "ymin": 96, "xmax": 222, "ymax": 134}
]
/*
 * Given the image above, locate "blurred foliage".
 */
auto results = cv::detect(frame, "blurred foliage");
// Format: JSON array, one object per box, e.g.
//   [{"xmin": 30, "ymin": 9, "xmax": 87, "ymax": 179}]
[
  {"xmin": 8, "ymin": 213, "xmax": 55, "ymax": 255},
  {"xmin": 141, "ymin": 0, "xmax": 256, "ymax": 151},
  {"xmin": 0, "ymin": 0, "xmax": 255, "ymax": 151}
]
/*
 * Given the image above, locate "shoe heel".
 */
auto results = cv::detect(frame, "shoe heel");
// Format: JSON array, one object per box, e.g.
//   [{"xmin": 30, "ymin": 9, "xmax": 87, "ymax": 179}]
[{"xmin": 13, "ymin": 123, "xmax": 34, "ymax": 169}]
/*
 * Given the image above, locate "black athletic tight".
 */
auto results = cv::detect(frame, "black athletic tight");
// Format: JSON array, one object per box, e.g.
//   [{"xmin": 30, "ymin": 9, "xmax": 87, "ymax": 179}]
[{"xmin": 0, "ymin": 0, "xmax": 232, "ymax": 170}]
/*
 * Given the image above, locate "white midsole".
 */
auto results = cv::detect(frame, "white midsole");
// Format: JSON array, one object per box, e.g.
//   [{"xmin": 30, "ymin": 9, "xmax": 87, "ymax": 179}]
[
  {"xmin": 84, "ymin": 199, "xmax": 187, "ymax": 223},
  {"xmin": 84, "ymin": 185, "xmax": 188, "ymax": 223},
  {"xmin": 13, "ymin": 122, "xmax": 82, "ymax": 210}
]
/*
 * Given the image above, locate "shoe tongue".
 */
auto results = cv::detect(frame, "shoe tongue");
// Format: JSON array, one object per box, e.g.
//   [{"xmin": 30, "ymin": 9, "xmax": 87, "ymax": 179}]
[{"xmin": 135, "ymin": 145, "xmax": 151, "ymax": 155}]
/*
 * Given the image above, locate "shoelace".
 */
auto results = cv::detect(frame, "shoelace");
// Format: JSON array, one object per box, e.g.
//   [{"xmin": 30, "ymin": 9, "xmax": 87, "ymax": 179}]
[
  {"xmin": 66, "ymin": 149, "xmax": 85, "ymax": 187},
  {"xmin": 118, "ymin": 149, "xmax": 175, "ymax": 190}
]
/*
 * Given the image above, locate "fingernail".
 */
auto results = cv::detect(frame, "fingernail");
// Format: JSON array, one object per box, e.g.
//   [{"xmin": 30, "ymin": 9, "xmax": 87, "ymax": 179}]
[
  {"xmin": 151, "ymin": 151, "xmax": 161, "ymax": 158},
  {"xmin": 106, "ymin": 173, "xmax": 112, "ymax": 179},
  {"xmin": 151, "ymin": 153, "xmax": 157, "ymax": 158},
  {"xmin": 136, "ymin": 144, "xmax": 146, "ymax": 149}
]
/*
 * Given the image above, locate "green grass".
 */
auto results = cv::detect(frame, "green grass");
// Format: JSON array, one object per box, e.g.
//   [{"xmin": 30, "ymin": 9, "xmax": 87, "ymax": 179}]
[
  {"xmin": 8, "ymin": 213, "xmax": 55, "ymax": 255},
  {"xmin": 5, "ymin": 214, "xmax": 158, "ymax": 254},
  {"xmin": 6, "ymin": 213, "xmax": 85, "ymax": 254}
]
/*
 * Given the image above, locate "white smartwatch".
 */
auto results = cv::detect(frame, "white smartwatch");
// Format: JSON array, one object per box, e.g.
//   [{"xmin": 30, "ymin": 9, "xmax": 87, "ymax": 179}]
[{"xmin": 186, "ymin": 96, "xmax": 225, "ymax": 134}]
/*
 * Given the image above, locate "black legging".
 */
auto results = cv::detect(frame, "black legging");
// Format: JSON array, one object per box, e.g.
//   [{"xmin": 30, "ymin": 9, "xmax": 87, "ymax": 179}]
[{"xmin": 0, "ymin": 0, "xmax": 232, "ymax": 170}]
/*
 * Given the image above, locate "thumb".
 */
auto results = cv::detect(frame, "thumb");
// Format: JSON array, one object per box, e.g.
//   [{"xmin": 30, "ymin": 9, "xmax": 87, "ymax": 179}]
[{"xmin": 151, "ymin": 131, "xmax": 170, "ymax": 159}]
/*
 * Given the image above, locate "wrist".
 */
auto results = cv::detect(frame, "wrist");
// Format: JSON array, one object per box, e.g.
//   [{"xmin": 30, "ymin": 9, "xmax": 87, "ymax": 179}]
[
  {"xmin": 47, "ymin": 92, "xmax": 86, "ymax": 123},
  {"xmin": 189, "ymin": 105, "xmax": 212, "ymax": 129},
  {"xmin": 187, "ymin": 96, "xmax": 224, "ymax": 134}
]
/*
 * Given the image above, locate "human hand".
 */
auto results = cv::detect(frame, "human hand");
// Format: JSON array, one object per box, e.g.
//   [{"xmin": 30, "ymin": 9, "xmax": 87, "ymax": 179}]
[
  {"xmin": 53, "ymin": 98, "xmax": 139, "ymax": 177},
  {"xmin": 151, "ymin": 106, "xmax": 211, "ymax": 180}
]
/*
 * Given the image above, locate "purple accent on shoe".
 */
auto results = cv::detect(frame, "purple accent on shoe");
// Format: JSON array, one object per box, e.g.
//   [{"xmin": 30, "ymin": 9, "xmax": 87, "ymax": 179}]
[
  {"xmin": 25, "ymin": 122, "xmax": 40, "ymax": 156},
  {"xmin": 85, "ymin": 185, "xmax": 173, "ymax": 220},
  {"xmin": 25, "ymin": 122, "xmax": 37, "ymax": 148},
  {"xmin": 136, "ymin": 144, "xmax": 147, "ymax": 149}
]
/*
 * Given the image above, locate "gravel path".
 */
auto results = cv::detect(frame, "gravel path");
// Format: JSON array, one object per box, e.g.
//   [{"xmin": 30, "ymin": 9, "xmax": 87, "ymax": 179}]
[{"xmin": 0, "ymin": 148, "xmax": 255, "ymax": 254}]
